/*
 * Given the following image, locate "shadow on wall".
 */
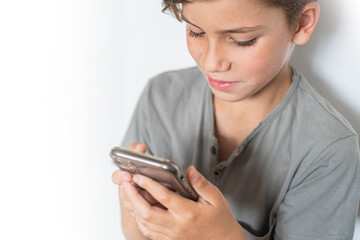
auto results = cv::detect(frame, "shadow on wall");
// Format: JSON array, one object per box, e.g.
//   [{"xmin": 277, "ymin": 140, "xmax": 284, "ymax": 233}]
[{"xmin": 289, "ymin": 1, "xmax": 360, "ymax": 218}]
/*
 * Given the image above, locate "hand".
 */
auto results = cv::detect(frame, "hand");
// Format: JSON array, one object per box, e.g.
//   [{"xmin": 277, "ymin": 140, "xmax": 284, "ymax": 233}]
[
  {"xmin": 111, "ymin": 142, "xmax": 160, "ymax": 217},
  {"xmin": 123, "ymin": 166, "xmax": 247, "ymax": 240}
]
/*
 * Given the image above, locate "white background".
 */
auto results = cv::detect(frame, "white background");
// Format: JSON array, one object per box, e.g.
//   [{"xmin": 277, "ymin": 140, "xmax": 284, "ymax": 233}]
[{"xmin": 0, "ymin": 0, "xmax": 359, "ymax": 239}]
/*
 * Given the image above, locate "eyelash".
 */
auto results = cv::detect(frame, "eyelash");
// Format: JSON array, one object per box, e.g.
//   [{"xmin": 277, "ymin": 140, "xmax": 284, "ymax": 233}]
[
  {"xmin": 187, "ymin": 30, "xmax": 257, "ymax": 48},
  {"xmin": 188, "ymin": 30, "xmax": 205, "ymax": 38}
]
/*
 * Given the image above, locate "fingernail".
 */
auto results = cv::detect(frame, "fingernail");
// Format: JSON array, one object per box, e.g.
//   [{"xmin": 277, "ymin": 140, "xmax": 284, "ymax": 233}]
[{"xmin": 135, "ymin": 143, "xmax": 142, "ymax": 151}]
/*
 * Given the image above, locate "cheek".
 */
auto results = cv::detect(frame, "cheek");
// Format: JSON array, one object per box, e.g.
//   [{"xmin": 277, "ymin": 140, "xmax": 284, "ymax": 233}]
[
  {"xmin": 186, "ymin": 37, "xmax": 202, "ymax": 64},
  {"xmin": 186, "ymin": 38, "xmax": 197, "ymax": 60},
  {"xmin": 242, "ymin": 37, "xmax": 290, "ymax": 78}
]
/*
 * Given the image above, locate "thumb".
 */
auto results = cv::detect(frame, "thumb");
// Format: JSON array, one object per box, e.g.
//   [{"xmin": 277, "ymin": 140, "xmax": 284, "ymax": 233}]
[
  {"xmin": 129, "ymin": 142, "xmax": 147, "ymax": 153},
  {"xmin": 186, "ymin": 166, "xmax": 221, "ymax": 204}
]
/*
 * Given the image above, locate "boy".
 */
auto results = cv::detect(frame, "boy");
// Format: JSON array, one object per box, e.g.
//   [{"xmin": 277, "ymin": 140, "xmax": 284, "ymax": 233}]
[{"xmin": 112, "ymin": 0, "xmax": 360, "ymax": 239}]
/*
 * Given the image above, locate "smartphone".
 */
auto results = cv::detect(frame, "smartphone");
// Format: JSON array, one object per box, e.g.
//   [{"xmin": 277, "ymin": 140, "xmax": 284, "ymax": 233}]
[{"xmin": 110, "ymin": 146, "xmax": 198, "ymax": 201}]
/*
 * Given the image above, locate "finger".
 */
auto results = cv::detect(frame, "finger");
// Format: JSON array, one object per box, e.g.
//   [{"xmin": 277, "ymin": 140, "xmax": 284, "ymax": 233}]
[
  {"xmin": 119, "ymin": 185, "xmax": 131, "ymax": 205},
  {"xmin": 132, "ymin": 174, "xmax": 191, "ymax": 214},
  {"xmin": 136, "ymin": 219, "xmax": 172, "ymax": 240},
  {"xmin": 111, "ymin": 169, "xmax": 133, "ymax": 185},
  {"xmin": 123, "ymin": 182, "xmax": 169, "ymax": 225},
  {"xmin": 130, "ymin": 142, "xmax": 148, "ymax": 153},
  {"xmin": 118, "ymin": 187, "xmax": 137, "ymax": 219},
  {"xmin": 186, "ymin": 166, "xmax": 222, "ymax": 205}
]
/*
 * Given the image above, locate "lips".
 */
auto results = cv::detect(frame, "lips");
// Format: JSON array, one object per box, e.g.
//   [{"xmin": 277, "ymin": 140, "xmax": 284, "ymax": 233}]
[{"xmin": 208, "ymin": 77, "xmax": 241, "ymax": 91}]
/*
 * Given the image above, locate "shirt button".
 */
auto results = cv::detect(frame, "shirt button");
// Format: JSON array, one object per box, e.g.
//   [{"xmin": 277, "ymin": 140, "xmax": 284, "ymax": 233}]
[
  {"xmin": 212, "ymin": 169, "xmax": 222, "ymax": 178},
  {"xmin": 210, "ymin": 146, "xmax": 216, "ymax": 155}
]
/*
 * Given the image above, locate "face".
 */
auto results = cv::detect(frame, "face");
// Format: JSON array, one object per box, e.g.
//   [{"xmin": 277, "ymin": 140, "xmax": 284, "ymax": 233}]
[{"xmin": 182, "ymin": 0, "xmax": 295, "ymax": 103}]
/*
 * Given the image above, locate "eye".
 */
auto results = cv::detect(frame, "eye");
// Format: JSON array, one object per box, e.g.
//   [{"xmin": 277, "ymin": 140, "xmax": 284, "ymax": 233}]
[
  {"xmin": 232, "ymin": 38, "xmax": 257, "ymax": 47},
  {"xmin": 188, "ymin": 29, "xmax": 205, "ymax": 38}
]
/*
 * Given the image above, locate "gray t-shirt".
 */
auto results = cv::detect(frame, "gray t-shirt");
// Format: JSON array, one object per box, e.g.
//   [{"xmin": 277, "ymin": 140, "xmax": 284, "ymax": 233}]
[{"xmin": 121, "ymin": 66, "xmax": 360, "ymax": 240}]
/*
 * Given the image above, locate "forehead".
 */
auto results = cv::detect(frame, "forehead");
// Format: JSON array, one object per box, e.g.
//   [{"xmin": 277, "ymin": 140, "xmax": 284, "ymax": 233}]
[{"xmin": 182, "ymin": 0, "xmax": 284, "ymax": 29}]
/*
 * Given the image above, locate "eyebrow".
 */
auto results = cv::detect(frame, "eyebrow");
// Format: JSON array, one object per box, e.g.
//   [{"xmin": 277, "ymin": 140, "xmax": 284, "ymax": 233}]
[{"xmin": 182, "ymin": 15, "xmax": 266, "ymax": 34}]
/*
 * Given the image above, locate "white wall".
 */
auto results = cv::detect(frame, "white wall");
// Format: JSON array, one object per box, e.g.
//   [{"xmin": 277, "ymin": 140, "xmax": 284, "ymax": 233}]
[{"xmin": 0, "ymin": 0, "xmax": 358, "ymax": 239}]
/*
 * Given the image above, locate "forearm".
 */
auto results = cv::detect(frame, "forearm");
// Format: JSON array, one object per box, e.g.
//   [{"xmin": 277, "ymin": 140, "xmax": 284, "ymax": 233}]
[{"xmin": 120, "ymin": 200, "xmax": 150, "ymax": 240}]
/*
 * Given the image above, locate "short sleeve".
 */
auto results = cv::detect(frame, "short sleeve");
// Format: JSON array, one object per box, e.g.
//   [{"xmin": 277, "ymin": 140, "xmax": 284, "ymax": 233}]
[
  {"xmin": 120, "ymin": 80, "xmax": 153, "ymax": 152},
  {"xmin": 274, "ymin": 135, "xmax": 360, "ymax": 240}
]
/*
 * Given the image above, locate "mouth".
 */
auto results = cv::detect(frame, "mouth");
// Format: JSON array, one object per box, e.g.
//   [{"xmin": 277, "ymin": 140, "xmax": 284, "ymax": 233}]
[{"xmin": 207, "ymin": 77, "xmax": 241, "ymax": 91}]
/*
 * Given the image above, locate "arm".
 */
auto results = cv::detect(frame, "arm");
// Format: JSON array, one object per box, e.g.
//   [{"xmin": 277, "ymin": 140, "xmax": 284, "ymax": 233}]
[
  {"xmin": 274, "ymin": 135, "xmax": 360, "ymax": 240},
  {"xmin": 112, "ymin": 143, "xmax": 151, "ymax": 240}
]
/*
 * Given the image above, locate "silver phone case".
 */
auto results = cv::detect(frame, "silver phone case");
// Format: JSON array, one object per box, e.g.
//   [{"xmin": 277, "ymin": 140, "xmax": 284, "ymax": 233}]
[{"xmin": 110, "ymin": 147, "xmax": 198, "ymax": 201}]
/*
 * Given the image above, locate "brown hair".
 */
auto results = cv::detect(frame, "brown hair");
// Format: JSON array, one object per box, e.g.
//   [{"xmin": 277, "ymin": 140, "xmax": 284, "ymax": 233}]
[{"xmin": 162, "ymin": 0, "xmax": 318, "ymax": 31}]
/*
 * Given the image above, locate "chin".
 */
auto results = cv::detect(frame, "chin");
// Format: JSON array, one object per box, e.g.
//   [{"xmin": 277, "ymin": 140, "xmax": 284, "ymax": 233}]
[{"xmin": 212, "ymin": 90, "xmax": 249, "ymax": 103}]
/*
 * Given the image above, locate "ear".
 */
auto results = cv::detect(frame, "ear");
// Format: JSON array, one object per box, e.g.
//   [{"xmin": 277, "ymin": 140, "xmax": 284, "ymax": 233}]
[{"xmin": 292, "ymin": 2, "xmax": 320, "ymax": 45}]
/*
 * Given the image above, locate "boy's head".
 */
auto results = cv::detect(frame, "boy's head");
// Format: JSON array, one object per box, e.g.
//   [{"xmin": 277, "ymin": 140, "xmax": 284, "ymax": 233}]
[{"xmin": 161, "ymin": 0, "xmax": 320, "ymax": 103}]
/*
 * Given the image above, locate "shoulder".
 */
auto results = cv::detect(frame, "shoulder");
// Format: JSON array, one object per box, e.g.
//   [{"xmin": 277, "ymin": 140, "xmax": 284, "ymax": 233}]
[
  {"xmin": 284, "ymin": 69, "xmax": 360, "ymax": 184},
  {"xmin": 133, "ymin": 66, "xmax": 210, "ymax": 155},
  {"xmin": 289, "ymin": 69, "xmax": 357, "ymax": 142}
]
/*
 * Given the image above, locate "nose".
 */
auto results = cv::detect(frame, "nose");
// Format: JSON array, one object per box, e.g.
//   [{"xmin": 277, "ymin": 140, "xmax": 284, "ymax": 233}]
[{"xmin": 201, "ymin": 41, "xmax": 231, "ymax": 73}]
